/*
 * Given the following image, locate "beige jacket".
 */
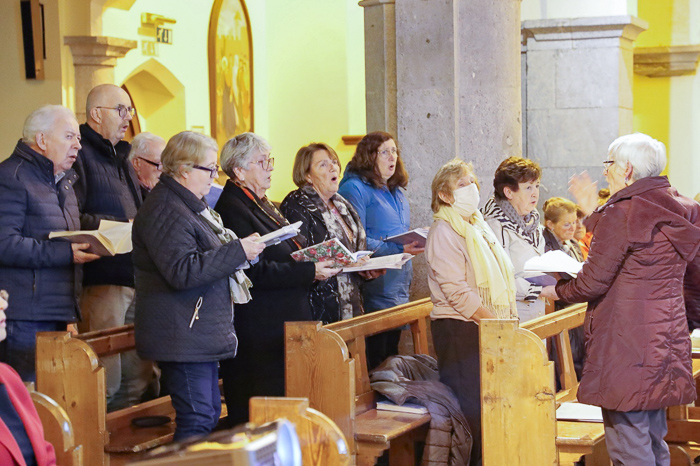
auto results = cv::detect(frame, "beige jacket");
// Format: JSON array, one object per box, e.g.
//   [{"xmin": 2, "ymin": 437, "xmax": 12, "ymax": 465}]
[{"xmin": 425, "ymin": 219, "xmax": 481, "ymax": 322}]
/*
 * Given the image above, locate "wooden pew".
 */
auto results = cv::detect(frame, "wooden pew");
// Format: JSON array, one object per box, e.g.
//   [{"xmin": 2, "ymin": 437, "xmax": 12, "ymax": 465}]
[
  {"xmin": 35, "ymin": 325, "xmax": 219, "ymax": 466},
  {"xmin": 665, "ymin": 356, "xmax": 700, "ymax": 464},
  {"xmin": 285, "ymin": 298, "xmax": 433, "ymax": 465},
  {"xmin": 130, "ymin": 397, "xmax": 350, "ymax": 465},
  {"xmin": 485, "ymin": 303, "xmax": 608, "ymax": 465},
  {"xmin": 30, "ymin": 389, "xmax": 83, "ymax": 466},
  {"xmin": 287, "ymin": 299, "xmax": 608, "ymax": 465},
  {"xmin": 250, "ymin": 397, "xmax": 351, "ymax": 465}
]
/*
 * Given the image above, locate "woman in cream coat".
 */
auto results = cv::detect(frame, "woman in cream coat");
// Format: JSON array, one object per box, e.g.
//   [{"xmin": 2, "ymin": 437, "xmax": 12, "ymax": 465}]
[
  {"xmin": 426, "ymin": 159, "xmax": 517, "ymax": 466},
  {"xmin": 481, "ymin": 156, "xmax": 545, "ymax": 323}
]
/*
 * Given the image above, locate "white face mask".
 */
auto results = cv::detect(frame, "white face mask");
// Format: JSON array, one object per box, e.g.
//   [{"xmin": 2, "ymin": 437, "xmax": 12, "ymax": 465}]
[{"xmin": 452, "ymin": 183, "xmax": 480, "ymax": 218}]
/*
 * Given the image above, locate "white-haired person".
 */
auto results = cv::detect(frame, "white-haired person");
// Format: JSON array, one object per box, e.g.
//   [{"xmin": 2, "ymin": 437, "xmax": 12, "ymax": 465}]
[
  {"xmin": 542, "ymin": 133, "xmax": 700, "ymax": 464},
  {"xmin": 426, "ymin": 159, "xmax": 517, "ymax": 465},
  {"xmin": 132, "ymin": 131, "xmax": 265, "ymax": 441},
  {"xmin": 128, "ymin": 132, "xmax": 166, "ymax": 198},
  {"xmin": 0, "ymin": 105, "xmax": 99, "ymax": 383},
  {"xmin": 214, "ymin": 132, "xmax": 338, "ymax": 426}
]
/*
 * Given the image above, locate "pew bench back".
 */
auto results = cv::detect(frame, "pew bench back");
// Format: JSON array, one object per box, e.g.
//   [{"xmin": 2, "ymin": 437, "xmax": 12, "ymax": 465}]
[
  {"xmin": 285, "ymin": 298, "xmax": 433, "ymax": 463},
  {"xmin": 36, "ymin": 326, "xmax": 177, "ymax": 466}
]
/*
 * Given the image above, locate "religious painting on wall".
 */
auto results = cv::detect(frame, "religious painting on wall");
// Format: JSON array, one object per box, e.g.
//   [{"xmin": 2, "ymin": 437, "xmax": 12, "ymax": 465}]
[{"xmin": 209, "ymin": 0, "xmax": 253, "ymax": 148}]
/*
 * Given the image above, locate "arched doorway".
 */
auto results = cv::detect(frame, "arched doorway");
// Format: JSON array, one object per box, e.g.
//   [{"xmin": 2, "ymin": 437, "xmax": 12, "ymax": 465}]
[{"xmin": 121, "ymin": 58, "xmax": 186, "ymax": 141}]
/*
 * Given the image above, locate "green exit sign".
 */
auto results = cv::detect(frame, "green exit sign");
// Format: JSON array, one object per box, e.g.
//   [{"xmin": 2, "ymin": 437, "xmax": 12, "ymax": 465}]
[{"xmin": 156, "ymin": 27, "xmax": 172, "ymax": 44}]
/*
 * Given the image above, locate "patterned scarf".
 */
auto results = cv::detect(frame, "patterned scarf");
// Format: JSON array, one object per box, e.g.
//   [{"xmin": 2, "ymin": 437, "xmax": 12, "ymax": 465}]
[
  {"xmin": 302, "ymin": 185, "xmax": 366, "ymax": 320},
  {"xmin": 482, "ymin": 197, "xmax": 543, "ymax": 249},
  {"xmin": 434, "ymin": 206, "xmax": 517, "ymax": 319},
  {"xmin": 198, "ymin": 207, "xmax": 253, "ymax": 304}
]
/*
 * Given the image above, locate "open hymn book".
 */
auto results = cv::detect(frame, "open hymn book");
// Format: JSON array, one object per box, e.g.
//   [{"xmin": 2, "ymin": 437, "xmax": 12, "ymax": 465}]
[
  {"xmin": 291, "ymin": 237, "xmax": 372, "ymax": 267},
  {"xmin": 49, "ymin": 220, "xmax": 132, "ymax": 257}
]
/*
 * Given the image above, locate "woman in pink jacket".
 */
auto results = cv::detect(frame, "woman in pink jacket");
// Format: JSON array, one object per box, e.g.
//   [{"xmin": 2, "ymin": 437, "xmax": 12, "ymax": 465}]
[
  {"xmin": 425, "ymin": 159, "xmax": 517, "ymax": 465},
  {"xmin": 0, "ymin": 290, "xmax": 56, "ymax": 466},
  {"xmin": 543, "ymin": 133, "xmax": 700, "ymax": 465}
]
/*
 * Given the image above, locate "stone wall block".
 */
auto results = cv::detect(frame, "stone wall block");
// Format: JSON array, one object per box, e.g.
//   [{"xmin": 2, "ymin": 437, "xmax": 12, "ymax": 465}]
[
  {"xmin": 526, "ymin": 107, "xmax": 622, "ymax": 167},
  {"xmin": 555, "ymin": 48, "xmax": 620, "ymax": 109},
  {"xmin": 526, "ymin": 50, "xmax": 556, "ymax": 110}
]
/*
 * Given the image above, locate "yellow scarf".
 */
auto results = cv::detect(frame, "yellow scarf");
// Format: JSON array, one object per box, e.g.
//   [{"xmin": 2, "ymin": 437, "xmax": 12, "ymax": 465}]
[{"xmin": 434, "ymin": 206, "xmax": 517, "ymax": 319}]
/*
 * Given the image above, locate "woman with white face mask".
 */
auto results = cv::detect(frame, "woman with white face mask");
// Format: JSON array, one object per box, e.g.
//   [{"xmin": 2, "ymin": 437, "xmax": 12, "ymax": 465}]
[{"xmin": 425, "ymin": 159, "xmax": 517, "ymax": 466}]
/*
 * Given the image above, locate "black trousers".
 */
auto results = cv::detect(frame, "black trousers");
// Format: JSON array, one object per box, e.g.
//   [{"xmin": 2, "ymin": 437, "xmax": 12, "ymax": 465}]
[{"xmin": 431, "ymin": 318, "xmax": 481, "ymax": 466}]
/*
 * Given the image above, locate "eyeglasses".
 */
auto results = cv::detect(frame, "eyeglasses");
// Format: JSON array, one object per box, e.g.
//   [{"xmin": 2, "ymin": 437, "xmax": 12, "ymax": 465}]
[
  {"xmin": 193, "ymin": 164, "xmax": 220, "ymax": 179},
  {"xmin": 250, "ymin": 157, "xmax": 274, "ymax": 171},
  {"xmin": 137, "ymin": 157, "xmax": 162, "ymax": 171},
  {"xmin": 377, "ymin": 147, "xmax": 398, "ymax": 159},
  {"xmin": 315, "ymin": 159, "xmax": 339, "ymax": 171},
  {"xmin": 603, "ymin": 160, "xmax": 615, "ymax": 170},
  {"xmin": 96, "ymin": 105, "xmax": 136, "ymax": 119}
]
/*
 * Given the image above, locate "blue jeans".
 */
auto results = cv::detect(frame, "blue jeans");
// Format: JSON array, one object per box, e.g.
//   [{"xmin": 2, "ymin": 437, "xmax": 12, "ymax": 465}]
[
  {"xmin": 159, "ymin": 361, "xmax": 220, "ymax": 442},
  {"xmin": 0, "ymin": 320, "xmax": 67, "ymax": 383}
]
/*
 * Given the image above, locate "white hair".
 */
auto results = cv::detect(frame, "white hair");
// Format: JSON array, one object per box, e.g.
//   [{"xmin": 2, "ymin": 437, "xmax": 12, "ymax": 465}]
[
  {"xmin": 607, "ymin": 133, "xmax": 667, "ymax": 181},
  {"xmin": 220, "ymin": 132, "xmax": 271, "ymax": 179},
  {"xmin": 129, "ymin": 132, "xmax": 165, "ymax": 161},
  {"xmin": 22, "ymin": 105, "xmax": 76, "ymax": 145}
]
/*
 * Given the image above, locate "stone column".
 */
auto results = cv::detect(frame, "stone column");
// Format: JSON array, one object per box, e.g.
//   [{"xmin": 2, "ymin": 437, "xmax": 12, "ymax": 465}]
[
  {"xmin": 360, "ymin": 0, "xmax": 523, "ymax": 299},
  {"xmin": 359, "ymin": 0, "xmax": 397, "ymax": 136},
  {"xmin": 64, "ymin": 36, "xmax": 136, "ymax": 122},
  {"xmin": 521, "ymin": 16, "xmax": 647, "ymax": 201}
]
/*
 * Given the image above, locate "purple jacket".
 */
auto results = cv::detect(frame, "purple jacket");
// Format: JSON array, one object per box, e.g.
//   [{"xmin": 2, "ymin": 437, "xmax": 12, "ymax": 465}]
[{"xmin": 557, "ymin": 176, "xmax": 700, "ymax": 411}]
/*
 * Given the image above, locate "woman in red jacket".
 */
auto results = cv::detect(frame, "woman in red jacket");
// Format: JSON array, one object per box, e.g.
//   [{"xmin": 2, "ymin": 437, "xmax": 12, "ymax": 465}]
[
  {"xmin": 542, "ymin": 133, "xmax": 700, "ymax": 465},
  {"xmin": 0, "ymin": 290, "xmax": 56, "ymax": 466}
]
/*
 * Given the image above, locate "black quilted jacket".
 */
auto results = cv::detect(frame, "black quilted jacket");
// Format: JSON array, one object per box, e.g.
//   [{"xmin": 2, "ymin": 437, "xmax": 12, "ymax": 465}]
[
  {"xmin": 74, "ymin": 124, "xmax": 142, "ymax": 287},
  {"xmin": 0, "ymin": 141, "xmax": 81, "ymax": 322},
  {"xmin": 132, "ymin": 175, "xmax": 247, "ymax": 362}
]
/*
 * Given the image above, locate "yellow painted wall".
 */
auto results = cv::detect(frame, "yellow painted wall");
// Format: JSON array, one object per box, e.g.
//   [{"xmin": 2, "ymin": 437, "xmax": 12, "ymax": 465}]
[
  {"xmin": 633, "ymin": 0, "xmax": 700, "ymax": 196},
  {"xmin": 99, "ymin": 0, "xmax": 365, "ymax": 202},
  {"xmin": 0, "ymin": 1, "xmax": 64, "ymax": 157}
]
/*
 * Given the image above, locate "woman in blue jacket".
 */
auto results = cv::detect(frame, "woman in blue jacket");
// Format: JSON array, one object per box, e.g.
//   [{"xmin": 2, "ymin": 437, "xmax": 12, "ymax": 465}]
[{"xmin": 338, "ymin": 131, "xmax": 424, "ymax": 369}]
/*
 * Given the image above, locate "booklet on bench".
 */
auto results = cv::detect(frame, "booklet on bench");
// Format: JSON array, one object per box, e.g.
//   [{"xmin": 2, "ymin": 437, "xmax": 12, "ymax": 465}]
[
  {"xmin": 556, "ymin": 402, "xmax": 603, "ymax": 423},
  {"xmin": 376, "ymin": 399, "xmax": 428, "ymax": 415},
  {"xmin": 385, "ymin": 227, "xmax": 429, "ymax": 248},
  {"xmin": 49, "ymin": 220, "xmax": 132, "ymax": 257},
  {"xmin": 256, "ymin": 221, "xmax": 302, "ymax": 247}
]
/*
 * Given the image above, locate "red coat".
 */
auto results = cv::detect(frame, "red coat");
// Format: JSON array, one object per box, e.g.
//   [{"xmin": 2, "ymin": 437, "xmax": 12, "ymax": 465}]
[
  {"xmin": 557, "ymin": 176, "xmax": 700, "ymax": 411},
  {"xmin": 0, "ymin": 364, "xmax": 56, "ymax": 466}
]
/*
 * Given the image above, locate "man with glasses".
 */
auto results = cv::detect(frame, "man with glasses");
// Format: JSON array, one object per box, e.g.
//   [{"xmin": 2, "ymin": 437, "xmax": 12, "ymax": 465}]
[
  {"xmin": 74, "ymin": 83, "xmax": 147, "ymax": 411},
  {"xmin": 128, "ymin": 132, "xmax": 166, "ymax": 198}
]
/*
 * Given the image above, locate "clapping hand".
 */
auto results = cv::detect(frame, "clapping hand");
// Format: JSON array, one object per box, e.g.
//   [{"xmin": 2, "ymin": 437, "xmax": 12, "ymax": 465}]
[{"xmin": 568, "ymin": 171, "xmax": 598, "ymax": 217}]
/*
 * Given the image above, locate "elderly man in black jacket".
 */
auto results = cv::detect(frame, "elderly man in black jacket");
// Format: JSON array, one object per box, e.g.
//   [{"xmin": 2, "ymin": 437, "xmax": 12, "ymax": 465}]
[
  {"xmin": 74, "ymin": 84, "xmax": 150, "ymax": 410},
  {"xmin": 0, "ymin": 105, "xmax": 99, "ymax": 382}
]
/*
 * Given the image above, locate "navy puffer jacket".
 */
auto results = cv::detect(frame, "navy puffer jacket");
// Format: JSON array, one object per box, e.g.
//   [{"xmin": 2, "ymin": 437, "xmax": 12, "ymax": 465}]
[
  {"xmin": 0, "ymin": 141, "xmax": 81, "ymax": 322},
  {"xmin": 557, "ymin": 176, "xmax": 700, "ymax": 411},
  {"xmin": 74, "ymin": 124, "xmax": 142, "ymax": 287},
  {"xmin": 133, "ymin": 175, "xmax": 248, "ymax": 362}
]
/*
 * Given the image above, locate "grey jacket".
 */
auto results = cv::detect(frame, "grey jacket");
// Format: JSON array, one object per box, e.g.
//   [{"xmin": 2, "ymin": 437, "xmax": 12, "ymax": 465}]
[{"xmin": 370, "ymin": 355, "xmax": 472, "ymax": 466}]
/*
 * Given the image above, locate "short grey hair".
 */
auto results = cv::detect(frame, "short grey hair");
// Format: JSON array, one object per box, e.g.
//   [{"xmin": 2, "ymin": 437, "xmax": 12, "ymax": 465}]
[
  {"xmin": 161, "ymin": 131, "xmax": 218, "ymax": 178},
  {"xmin": 220, "ymin": 132, "xmax": 271, "ymax": 179},
  {"xmin": 22, "ymin": 105, "xmax": 76, "ymax": 145},
  {"xmin": 129, "ymin": 132, "xmax": 165, "ymax": 161},
  {"xmin": 607, "ymin": 133, "xmax": 667, "ymax": 181}
]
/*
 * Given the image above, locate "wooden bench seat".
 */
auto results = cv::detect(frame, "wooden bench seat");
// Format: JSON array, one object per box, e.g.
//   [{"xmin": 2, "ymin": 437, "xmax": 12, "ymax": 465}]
[
  {"xmin": 286, "ymin": 298, "xmax": 434, "ymax": 465},
  {"xmin": 287, "ymin": 298, "xmax": 608, "ymax": 465},
  {"xmin": 36, "ymin": 325, "xmax": 226, "ymax": 465}
]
